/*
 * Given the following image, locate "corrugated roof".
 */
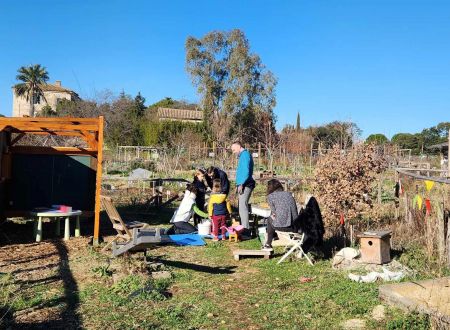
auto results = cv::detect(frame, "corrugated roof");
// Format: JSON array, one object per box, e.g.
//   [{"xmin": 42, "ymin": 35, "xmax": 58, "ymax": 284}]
[{"xmin": 157, "ymin": 107, "xmax": 203, "ymax": 121}]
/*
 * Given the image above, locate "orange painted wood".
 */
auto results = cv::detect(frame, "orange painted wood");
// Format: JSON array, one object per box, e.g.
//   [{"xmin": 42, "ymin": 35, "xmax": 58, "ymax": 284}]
[
  {"xmin": 93, "ymin": 116, "xmax": 104, "ymax": 245},
  {"xmin": 10, "ymin": 146, "xmax": 97, "ymax": 155}
]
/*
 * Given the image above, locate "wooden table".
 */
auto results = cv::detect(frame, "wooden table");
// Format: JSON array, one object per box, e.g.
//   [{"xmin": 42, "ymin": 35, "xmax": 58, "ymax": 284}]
[{"xmin": 30, "ymin": 209, "xmax": 82, "ymax": 242}]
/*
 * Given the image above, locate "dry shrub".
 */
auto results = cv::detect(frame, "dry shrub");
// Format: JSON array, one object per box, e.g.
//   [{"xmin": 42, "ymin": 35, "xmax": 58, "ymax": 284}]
[{"xmin": 312, "ymin": 144, "xmax": 387, "ymax": 226}]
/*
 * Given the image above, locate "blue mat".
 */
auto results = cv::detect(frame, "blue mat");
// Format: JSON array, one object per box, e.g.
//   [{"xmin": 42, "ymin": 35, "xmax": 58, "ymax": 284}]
[{"xmin": 168, "ymin": 234, "xmax": 206, "ymax": 246}]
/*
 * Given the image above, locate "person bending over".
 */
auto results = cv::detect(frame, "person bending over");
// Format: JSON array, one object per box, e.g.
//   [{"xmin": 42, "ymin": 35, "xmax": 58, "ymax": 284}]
[
  {"xmin": 205, "ymin": 166, "xmax": 230, "ymax": 196},
  {"xmin": 208, "ymin": 179, "xmax": 232, "ymax": 241},
  {"xmin": 262, "ymin": 179, "xmax": 298, "ymax": 251},
  {"xmin": 192, "ymin": 168, "xmax": 207, "ymax": 225},
  {"xmin": 167, "ymin": 184, "xmax": 208, "ymax": 234}
]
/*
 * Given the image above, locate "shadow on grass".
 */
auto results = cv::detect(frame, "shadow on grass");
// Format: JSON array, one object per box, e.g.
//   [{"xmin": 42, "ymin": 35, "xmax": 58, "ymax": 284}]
[
  {"xmin": 157, "ymin": 258, "xmax": 237, "ymax": 275},
  {"xmin": 1, "ymin": 241, "xmax": 82, "ymax": 329}
]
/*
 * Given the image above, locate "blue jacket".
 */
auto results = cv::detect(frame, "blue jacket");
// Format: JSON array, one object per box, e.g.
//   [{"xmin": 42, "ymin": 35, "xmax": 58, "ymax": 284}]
[{"xmin": 236, "ymin": 149, "xmax": 254, "ymax": 187}]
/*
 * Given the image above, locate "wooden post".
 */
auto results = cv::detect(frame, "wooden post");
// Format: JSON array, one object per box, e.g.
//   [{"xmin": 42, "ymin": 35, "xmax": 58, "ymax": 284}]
[
  {"xmin": 258, "ymin": 142, "xmax": 261, "ymax": 171},
  {"xmin": 437, "ymin": 202, "xmax": 445, "ymax": 264},
  {"xmin": 93, "ymin": 116, "xmax": 104, "ymax": 246}
]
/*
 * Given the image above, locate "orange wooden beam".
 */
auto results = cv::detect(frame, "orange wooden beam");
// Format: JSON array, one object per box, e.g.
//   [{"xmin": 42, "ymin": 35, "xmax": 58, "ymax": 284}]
[
  {"xmin": 10, "ymin": 146, "xmax": 97, "ymax": 155},
  {"xmin": 93, "ymin": 116, "xmax": 104, "ymax": 245}
]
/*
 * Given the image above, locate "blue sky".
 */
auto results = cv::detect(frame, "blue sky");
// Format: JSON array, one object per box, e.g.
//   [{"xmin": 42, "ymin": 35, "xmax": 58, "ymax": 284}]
[{"xmin": 0, "ymin": 0, "xmax": 449, "ymax": 138}]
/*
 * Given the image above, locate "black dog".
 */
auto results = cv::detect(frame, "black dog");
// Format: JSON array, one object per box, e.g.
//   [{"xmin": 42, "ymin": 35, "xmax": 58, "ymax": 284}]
[{"xmin": 293, "ymin": 196, "xmax": 325, "ymax": 254}]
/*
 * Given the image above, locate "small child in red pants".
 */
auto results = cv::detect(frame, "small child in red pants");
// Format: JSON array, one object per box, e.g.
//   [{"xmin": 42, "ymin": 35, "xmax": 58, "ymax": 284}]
[{"xmin": 208, "ymin": 179, "xmax": 232, "ymax": 241}]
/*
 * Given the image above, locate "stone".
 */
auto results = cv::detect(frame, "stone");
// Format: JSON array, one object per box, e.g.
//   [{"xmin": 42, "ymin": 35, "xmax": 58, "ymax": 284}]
[
  {"xmin": 341, "ymin": 318, "xmax": 366, "ymax": 329},
  {"xmin": 372, "ymin": 305, "xmax": 385, "ymax": 321},
  {"xmin": 151, "ymin": 271, "xmax": 172, "ymax": 280}
]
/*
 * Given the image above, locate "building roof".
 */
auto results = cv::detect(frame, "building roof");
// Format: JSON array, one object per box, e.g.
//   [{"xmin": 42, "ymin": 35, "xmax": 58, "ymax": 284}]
[
  {"xmin": 427, "ymin": 142, "xmax": 448, "ymax": 150},
  {"xmin": 157, "ymin": 107, "xmax": 203, "ymax": 121},
  {"xmin": 39, "ymin": 83, "xmax": 75, "ymax": 93}
]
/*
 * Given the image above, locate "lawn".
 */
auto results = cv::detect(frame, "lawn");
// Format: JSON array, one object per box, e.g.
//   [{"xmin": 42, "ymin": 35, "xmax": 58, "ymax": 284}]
[{"xmin": 0, "ymin": 231, "xmax": 430, "ymax": 329}]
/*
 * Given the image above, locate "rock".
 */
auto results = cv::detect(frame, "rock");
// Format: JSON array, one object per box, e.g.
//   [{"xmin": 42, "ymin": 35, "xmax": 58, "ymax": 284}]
[
  {"xmin": 341, "ymin": 318, "xmax": 366, "ymax": 329},
  {"xmin": 207, "ymin": 313, "xmax": 214, "ymax": 318},
  {"xmin": 371, "ymin": 305, "xmax": 385, "ymax": 321},
  {"xmin": 151, "ymin": 271, "xmax": 172, "ymax": 280}
]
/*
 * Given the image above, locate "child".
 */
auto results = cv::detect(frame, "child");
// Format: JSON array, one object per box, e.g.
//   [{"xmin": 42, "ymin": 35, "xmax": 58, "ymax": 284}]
[
  {"xmin": 208, "ymin": 179, "xmax": 232, "ymax": 241},
  {"xmin": 168, "ymin": 184, "xmax": 209, "ymax": 234}
]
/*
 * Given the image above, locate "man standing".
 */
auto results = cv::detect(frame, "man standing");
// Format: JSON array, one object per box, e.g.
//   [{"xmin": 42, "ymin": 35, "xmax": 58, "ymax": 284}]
[{"xmin": 231, "ymin": 141, "xmax": 255, "ymax": 229}]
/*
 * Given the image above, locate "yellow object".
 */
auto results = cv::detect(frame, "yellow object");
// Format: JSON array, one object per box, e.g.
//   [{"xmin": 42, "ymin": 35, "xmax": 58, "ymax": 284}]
[
  {"xmin": 425, "ymin": 180, "xmax": 435, "ymax": 192},
  {"xmin": 417, "ymin": 195, "xmax": 423, "ymax": 210},
  {"xmin": 229, "ymin": 233, "xmax": 239, "ymax": 242},
  {"xmin": 208, "ymin": 193, "xmax": 232, "ymax": 216}
]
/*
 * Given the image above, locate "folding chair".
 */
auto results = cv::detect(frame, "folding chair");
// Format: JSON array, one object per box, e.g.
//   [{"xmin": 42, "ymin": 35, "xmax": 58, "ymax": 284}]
[
  {"xmin": 100, "ymin": 195, "xmax": 150, "ymax": 252},
  {"xmin": 275, "ymin": 231, "xmax": 314, "ymax": 265}
]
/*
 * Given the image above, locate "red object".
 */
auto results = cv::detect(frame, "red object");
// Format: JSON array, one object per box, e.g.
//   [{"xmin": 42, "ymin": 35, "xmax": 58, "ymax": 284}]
[
  {"xmin": 425, "ymin": 199, "xmax": 431, "ymax": 216},
  {"xmin": 211, "ymin": 215, "xmax": 227, "ymax": 239},
  {"xmin": 340, "ymin": 213, "xmax": 345, "ymax": 225}
]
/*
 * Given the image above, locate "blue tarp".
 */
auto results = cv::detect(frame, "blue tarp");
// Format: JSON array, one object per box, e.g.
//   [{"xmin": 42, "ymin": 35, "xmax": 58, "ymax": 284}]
[{"xmin": 168, "ymin": 234, "xmax": 206, "ymax": 246}]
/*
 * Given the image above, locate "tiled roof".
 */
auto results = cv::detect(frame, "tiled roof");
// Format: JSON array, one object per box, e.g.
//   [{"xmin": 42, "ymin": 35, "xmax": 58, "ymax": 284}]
[
  {"xmin": 157, "ymin": 107, "xmax": 203, "ymax": 121},
  {"xmin": 39, "ymin": 83, "xmax": 75, "ymax": 93}
]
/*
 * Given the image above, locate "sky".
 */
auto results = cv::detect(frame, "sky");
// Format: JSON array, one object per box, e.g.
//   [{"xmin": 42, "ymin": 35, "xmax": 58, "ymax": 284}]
[{"xmin": 0, "ymin": 0, "xmax": 449, "ymax": 138}]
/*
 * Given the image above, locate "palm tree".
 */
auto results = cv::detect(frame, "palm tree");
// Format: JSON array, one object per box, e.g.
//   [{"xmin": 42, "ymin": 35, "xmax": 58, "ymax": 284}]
[{"xmin": 14, "ymin": 64, "xmax": 49, "ymax": 117}]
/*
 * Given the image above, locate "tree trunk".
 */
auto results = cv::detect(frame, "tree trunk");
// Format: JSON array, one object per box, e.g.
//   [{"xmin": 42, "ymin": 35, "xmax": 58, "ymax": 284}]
[{"xmin": 30, "ymin": 93, "xmax": 34, "ymax": 117}]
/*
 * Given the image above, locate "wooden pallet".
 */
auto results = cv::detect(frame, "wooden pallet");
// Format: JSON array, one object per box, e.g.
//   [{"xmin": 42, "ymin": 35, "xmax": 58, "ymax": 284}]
[{"xmin": 233, "ymin": 249, "xmax": 273, "ymax": 261}]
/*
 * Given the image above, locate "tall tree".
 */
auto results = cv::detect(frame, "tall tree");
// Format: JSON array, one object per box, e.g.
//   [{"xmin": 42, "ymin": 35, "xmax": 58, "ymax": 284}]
[
  {"xmin": 185, "ymin": 29, "xmax": 277, "ymax": 145},
  {"xmin": 296, "ymin": 112, "xmax": 301, "ymax": 131},
  {"xmin": 134, "ymin": 92, "xmax": 146, "ymax": 117},
  {"xmin": 14, "ymin": 64, "xmax": 49, "ymax": 117}
]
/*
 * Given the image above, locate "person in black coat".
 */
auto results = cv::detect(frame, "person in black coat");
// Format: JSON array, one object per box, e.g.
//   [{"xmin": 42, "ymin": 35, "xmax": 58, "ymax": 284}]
[
  {"xmin": 293, "ymin": 196, "xmax": 325, "ymax": 254},
  {"xmin": 205, "ymin": 166, "xmax": 230, "ymax": 196},
  {"xmin": 192, "ymin": 168, "xmax": 207, "ymax": 225}
]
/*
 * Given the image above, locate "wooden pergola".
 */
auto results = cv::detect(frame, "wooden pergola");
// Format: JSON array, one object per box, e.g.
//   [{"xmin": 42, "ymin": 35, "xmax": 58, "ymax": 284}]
[{"xmin": 0, "ymin": 116, "xmax": 104, "ymax": 244}]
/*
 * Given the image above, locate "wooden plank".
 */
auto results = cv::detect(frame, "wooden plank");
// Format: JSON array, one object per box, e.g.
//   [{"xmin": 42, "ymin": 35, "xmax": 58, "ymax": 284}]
[
  {"xmin": 233, "ymin": 249, "xmax": 273, "ymax": 261},
  {"xmin": 10, "ymin": 146, "xmax": 97, "ymax": 155},
  {"xmin": 0, "ymin": 117, "xmax": 100, "ymax": 124},
  {"xmin": 396, "ymin": 168, "xmax": 450, "ymax": 184},
  {"xmin": 7, "ymin": 129, "xmax": 85, "ymax": 138},
  {"xmin": 93, "ymin": 116, "xmax": 104, "ymax": 246},
  {"xmin": 80, "ymin": 130, "xmax": 98, "ymax": 149},
  {"xmin": 10, "ymin": 133, "xmax": 25, "ymax": 145},
  {"xmin": 2, "ymin": 122, "xmax": 99, "ymax": 131}
]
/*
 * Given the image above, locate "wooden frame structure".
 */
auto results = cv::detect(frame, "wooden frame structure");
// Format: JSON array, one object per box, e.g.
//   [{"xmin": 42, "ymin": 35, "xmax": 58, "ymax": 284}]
[{"xmin": 0, "ymin": 116, "xmax": 104, "ymax": 244}]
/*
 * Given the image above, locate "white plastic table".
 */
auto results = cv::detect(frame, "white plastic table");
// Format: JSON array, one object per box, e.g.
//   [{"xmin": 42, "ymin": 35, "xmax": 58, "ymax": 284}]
[{"xmin": 30, "ymin": 209, "xmax": 82, "ymax": 242}]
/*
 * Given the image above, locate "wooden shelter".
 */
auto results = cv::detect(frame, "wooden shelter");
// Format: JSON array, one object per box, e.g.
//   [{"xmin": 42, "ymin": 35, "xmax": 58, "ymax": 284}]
[{"xmin": 0, "ymin": 117, "xmax": 104, "ymax": 244}]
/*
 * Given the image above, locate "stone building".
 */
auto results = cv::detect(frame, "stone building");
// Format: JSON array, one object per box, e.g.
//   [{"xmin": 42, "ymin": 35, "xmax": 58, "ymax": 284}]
[{"xmin": 12, "ymin": 80, "xmax": 80, "ymax": 117}]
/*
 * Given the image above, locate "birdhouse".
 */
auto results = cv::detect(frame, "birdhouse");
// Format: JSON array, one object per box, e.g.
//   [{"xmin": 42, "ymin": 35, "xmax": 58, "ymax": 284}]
[{"xmin": 358, "ymin": 230, "xmax": 391, "ymax": 264}]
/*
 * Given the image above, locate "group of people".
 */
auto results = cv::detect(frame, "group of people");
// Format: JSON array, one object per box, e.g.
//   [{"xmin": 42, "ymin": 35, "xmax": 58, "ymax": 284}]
[
  {"xmin": 168, "ymin": 141, "xmax": 255, "ymax": 241},
  {"xmin": 168, "ymin": 140, "xmax": 325, "ymax": 252}
]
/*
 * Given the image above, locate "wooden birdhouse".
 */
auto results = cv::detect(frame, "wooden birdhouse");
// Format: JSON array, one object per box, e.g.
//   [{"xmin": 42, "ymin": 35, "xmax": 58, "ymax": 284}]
[{"xmin": 358, "ymin": 230, "xmax": 391, "ymax": 264}]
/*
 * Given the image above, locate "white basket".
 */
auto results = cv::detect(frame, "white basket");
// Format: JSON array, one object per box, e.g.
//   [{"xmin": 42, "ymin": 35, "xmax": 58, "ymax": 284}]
[{"xmin": 198, "ymin": 221, "xmax": 211, "ymax": 235}]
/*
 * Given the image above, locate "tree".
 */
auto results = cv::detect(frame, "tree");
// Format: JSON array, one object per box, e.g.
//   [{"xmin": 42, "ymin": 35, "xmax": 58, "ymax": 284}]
[
  {"xmin": 296, "ymin": 112, "xmax": 301, "ymax": 132},
  {"xmin": 366, "ymin": 134, "xmax": 389, "ymax": 145},
  {"xmin": 313, "ymin": 144, "xmax": 387, "ymax": 225},
  {"xmin": 134, "ymin": 92, "xmax": 146, "ymax": 117},
  {"xmin": 309, "ymin": 121, "xmax": 361, "ymax": 150},
  {"xmin": 14, "ymin": 64, "xmax": 49, "ymax": 117},
  {"xmin": 185, "ymin": 29, "xmax": 277, "ymax": 146},
  {"xmin": 391, "ymin": 133, "xmax": 418, "ymax": 153}
]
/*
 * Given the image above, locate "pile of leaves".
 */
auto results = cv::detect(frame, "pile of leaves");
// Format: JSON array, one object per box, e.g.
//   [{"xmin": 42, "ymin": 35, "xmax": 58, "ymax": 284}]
[{"xmin": 312, "ymin": 144, "xmax": 387, "ymax": 226}]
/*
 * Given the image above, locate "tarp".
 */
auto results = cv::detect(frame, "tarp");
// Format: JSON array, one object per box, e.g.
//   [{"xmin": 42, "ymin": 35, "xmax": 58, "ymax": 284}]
[
  {"xmin": 168, "ymin": 234, "xmax": 206, "ymax": 246},
  {"xmin": 128, "ymin": 168, "xmax": 152, "ymax": 180}
]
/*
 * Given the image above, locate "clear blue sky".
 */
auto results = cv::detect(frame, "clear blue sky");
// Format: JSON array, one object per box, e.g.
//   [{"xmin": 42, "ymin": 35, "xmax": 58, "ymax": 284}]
[{"xmin": 0, "ymin": 0, "xmax": 449, "ymax": 138}]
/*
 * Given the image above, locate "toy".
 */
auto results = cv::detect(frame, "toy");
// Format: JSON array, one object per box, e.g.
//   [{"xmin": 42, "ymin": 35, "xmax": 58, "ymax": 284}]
[{"xmin": 222, "ymin": 221, "xmax": 245, "ymax": 242}]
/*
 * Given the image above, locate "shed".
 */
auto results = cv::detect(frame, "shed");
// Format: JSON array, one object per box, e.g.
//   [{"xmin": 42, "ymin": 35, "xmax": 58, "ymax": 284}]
[{"xmin": 0, "ymin": 117, "xmax": 104, "ymax": 244}]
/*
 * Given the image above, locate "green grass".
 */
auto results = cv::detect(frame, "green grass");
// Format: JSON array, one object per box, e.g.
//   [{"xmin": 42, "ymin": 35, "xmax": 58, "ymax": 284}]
[{"xmin": 1, "ymin": 238, "xmax": 437, "ymax": 329}]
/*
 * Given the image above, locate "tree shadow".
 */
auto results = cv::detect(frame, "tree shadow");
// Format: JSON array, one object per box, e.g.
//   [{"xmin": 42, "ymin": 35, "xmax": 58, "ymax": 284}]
[
  {"xmin": 2, "ymin": 241, "xmax": 82, "ymax": 329},
  {"xmin": 156, "ymin": 258, "xmax": 236, "ymax": 275}
]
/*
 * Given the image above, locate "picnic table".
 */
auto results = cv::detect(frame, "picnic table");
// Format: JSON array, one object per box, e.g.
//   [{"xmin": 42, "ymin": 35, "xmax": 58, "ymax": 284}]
[
  {"xmin": 249, "ymin": 204, "xmax": 271, "ymax": 237},
  {"xmin": 30, "ymin": 209, "xmax": 82, "ymax": 242}
]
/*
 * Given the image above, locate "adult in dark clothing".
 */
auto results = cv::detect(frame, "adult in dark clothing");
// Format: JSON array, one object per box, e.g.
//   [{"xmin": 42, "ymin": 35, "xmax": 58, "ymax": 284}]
[
  {"xmin": 206, "ymin": 166, "xmax": 230, "ymax": 196},
  {"xmin": 293, "ymin": 196, "xmax": 325, "ymax": 254},
  {"xmin": 192, "ymin": 168, "xmax": 207, "ymax": 225},
  {"xmin": 262, "ymin": 179, "xmax": 298, "ymax": 251}
]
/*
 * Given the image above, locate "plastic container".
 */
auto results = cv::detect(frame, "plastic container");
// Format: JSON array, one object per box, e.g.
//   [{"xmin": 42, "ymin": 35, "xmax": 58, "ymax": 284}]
[
  {"xmin": 258, "ymin": 226, "xmax": 267, "ymax": 244},
  {"xmin": 198, "ymin": 220, "xmax": 211, "ymax": 236}
]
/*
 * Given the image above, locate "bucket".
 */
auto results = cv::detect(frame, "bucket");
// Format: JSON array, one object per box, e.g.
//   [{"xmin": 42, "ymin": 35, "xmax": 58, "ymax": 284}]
[
  {"xmin": 198, "ymin": 221, "xmax": 211, "ymax": 236},
  {"xmin": 258, "ymin": 226, "xmax": 267, "ymax": 244}
]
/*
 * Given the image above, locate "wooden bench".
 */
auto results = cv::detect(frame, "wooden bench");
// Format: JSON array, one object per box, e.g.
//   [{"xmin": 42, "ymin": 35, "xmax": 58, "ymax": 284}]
[{"xmin": 233, "ymin": 249, "xmax": 273, "ymax": 261}]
